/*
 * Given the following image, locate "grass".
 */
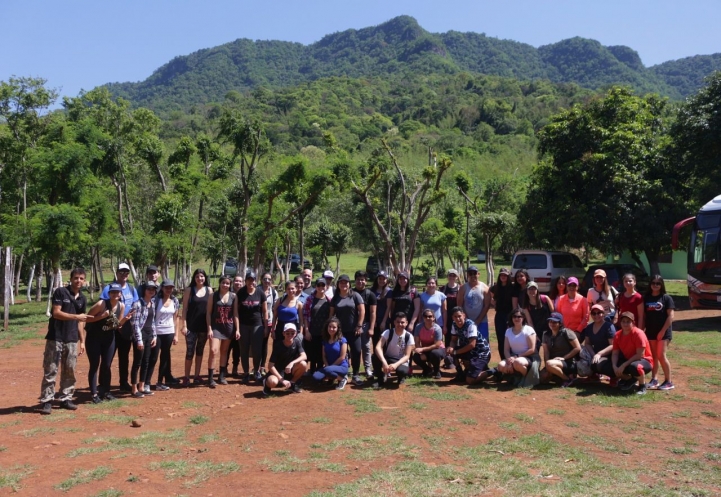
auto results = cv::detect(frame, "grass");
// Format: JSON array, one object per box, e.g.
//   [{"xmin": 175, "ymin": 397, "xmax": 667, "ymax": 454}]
[
  {"xmin": 498, "ymin": 422, "xmax": 520, "ymax": 432},
  {"xmin": 688, "ymin": 375, "xmax": 721, "ymax": 394},
  {"xmin": 318, "ymin": 436, "xmax": 416, "ymax": 461},
  {"xmin": 90, "ymin": 490, "xmax": 123, "ymax": 497},
  {"xmin": 69, "ymin": 429, "xmax": 186, "ymax": 457},
  {"xmin": 189, "ymin": 415, "xmax": 209, "ymax": 425},
  {"xmin": 547, "ymin": 408, "xmax": 565, "ymax": 415},
  {"xmin": 88, "ymin": 413, "xmax": 134, "ymax": 425},
  {"xmin": 86, "ymin": 399, "xmax": 128, "ymax": 410},
  {"xmin": 0, "ymin": 465, "xmax": 33, "ymax": 491},
  {"xmin": 575, "ymin": 434, "xmax": 632, "ymax": 454},
  {"xmin": 702, "ymin": 411, "xmax": 720, "ymax": 418},
  {"xmin": 316, "ymin": 462, "xmax": 348, "ymax": 474},
  {"xmin": 149, "ymin": 460, "xmax": 239, "ymax": 487},
  {"xmin": 181, "ymin": 401, "xmax": 203, "ymax": 408},
  {"xmin": 55, "ymin": 466, "xmax": 113, "ymax": 492},
  {"xmin": 345, "ymin": 394, "xmax": 381, "ymax": 414},
  {"xmin": 16, "ymin": 426, "xmax": 55, "ymax": 437},
  {"xmin": 576, "ymin": 388, "xmax": 684, "ymax": 408},
  {"xmin": 514, "ymin": 413, "xmax": 534, "ymax": 423},
  {"xmin": 459, "ymin": 417, "xmax": 477, "ymax": 425},
  {"xmin": 409, "ymin": 402, "xmax": 427, "ymax": 410},
  {"xmin": 312, "ymin": 417, "xmax": 331, "ymax": 424}
]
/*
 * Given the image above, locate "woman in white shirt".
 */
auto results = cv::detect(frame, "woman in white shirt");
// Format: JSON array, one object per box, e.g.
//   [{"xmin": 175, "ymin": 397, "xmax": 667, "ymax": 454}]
[
  {"xmin": 497, "ymin": 307, "xmax": 537, "ymax": 378},
  {"xmin": 154, "ymin": 280, "xmax": 180, "ymax": 390}
]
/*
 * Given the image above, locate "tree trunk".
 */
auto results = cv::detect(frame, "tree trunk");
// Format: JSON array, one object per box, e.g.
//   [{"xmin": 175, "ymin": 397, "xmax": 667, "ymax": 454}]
[
  {"xmin": 26, "ymin": 264, "xmax": 35, "ymax": 303},
  {"xmin": 298, "ymin": 213, "xmax": 305, "ymax": 275},
  {"xmin": 127, "ymin": 259, "xmax": 139, "ymax": 286},
  {"xmin": 96, "ymin": 249, "xmax": 105, "ymax": 288},
  {"xmin": 629, "ymin": 251, "xmax": 647, "ymax": 274},
  {"xmin": 45, "ymin": 269, "xmax": 56, "ymax": 317},
  {"xmin": 485, "ymin": 234, "xmax": 494, "ymax": 286},
  {"xmin": 644, "ymin": 250, "xmax": 661, "ymax": 277},
  {"xmin": 14, "ymin": 251, "xmax": 23, "ymax": 297},
  {"xmin": 36, "ymin": 259, "xmax": 43, "ymax": 302}
]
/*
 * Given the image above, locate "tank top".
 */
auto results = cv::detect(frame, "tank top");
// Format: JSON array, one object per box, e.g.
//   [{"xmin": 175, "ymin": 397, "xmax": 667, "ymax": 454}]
[
  {"xmin": 276, "ymin": 301, "xmax": 299, "ymax": 324},
  {"xmin": 155, "ymin": 298, "xmax": 177, "ymax": 335},
  {"xmin": 86, "ymin": 299, "xmax": 122, "ymax": 334},
  {"xmin": 186, "ymin": 286, "xmax": 210, "ymax": 333},
  {"xmin": 141, "ymin": 303, "xmax": 155, "ymax": 335},
  {"xmin": 211, "ymin": 292, "xmax": 236, "ymax": 335},
  {"xmin": 463, "ymin": 282, "xmax": 488, "ymax": 323}
]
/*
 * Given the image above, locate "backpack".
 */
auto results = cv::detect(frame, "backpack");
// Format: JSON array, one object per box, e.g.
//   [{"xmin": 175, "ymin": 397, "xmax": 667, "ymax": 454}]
[{"xmin": 383, "ymin": 329, "xmax": 412, "ymax": 356}]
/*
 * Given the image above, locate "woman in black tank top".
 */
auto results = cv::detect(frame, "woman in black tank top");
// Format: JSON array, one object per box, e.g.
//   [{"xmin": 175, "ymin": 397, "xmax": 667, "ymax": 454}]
[
  {"xmin": 182, "ymin": 269, "xmax": 213, "ymax": 385},
  {"xmin": 205, "ymin": 275, "xmax": 239, "ymax": 387}
]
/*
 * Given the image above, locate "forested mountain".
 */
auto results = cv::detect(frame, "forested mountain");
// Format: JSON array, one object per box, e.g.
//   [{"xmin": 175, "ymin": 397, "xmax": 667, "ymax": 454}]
[{"xmin": 106, "ymin": 15, "xmax": 717, "ymax": 114}]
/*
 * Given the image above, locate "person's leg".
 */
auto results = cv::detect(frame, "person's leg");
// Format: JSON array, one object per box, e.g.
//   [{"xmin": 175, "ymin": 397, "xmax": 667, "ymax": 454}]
[
  {"xmin": 512, "ymin": 357, "xmax": 529, "ymax": 376},
  {"xmin": 194, "ymin": 332, "xmax": 208, "ymax": 378},
  {"xmin": 58, "ymin": 342, "xmax": 77, "ymax": 402},
  {"xmin": 40, "ymin": 340, "xmax": 60, "ymax": 404},
  {"xmin": 116, "ymin": 324, "xmax": 133, "ymax": 387},
  {"xmin": 545, "ymin": 359, "xmax": 567, "ymax": 381},
  {"xmin": 85, "ymin": 333, "xmax": 102, "ymax": 397},
  {"xmin": 218, "ymin": 339, "xmax": 231, "ymax": 384},
  {"xmin": 239, "ymin": 325, "xmax": 252, "ymax": 376},
  {"xmin": 594, "ymin": 356, "xmax": 614, "ymax": 378},
  {"xmin": 465, "ymin": 357, "xmax": 492, "ymax": 385},
  {"xmin": 412, "ymin": 352, "xmax": 430, "ymax": 375},
  {"xmin": 428, "ymin": 348, "xmax": 445, "ymax": 376},
  {"xmin": 658, "ymin": 340, "xmax": 672, "ymax": 383},
  {"xmin": 494, "ymin": 314, "xmax": 506, "ymax": 361},
  {"xmin": 348, "ymin": 333, "xmax": 362, "ymax": 379},
  {"xmin": 184, "ymin": 329, "xmax": 197, "ymax": 382},
  {"xmin": 361, "ymin": 323, "xmax": 373, "ymax": 378},
  {"xmin": 291, "ymin": 361, "xmax": 309, "ymax": 383},
  {"xmin": 497, "ymin": 359, "xmax": 513, "ymax": 375},
  {"xmin": 265, "ymin": 374, "xmax": 280, "ymax": 389},
  {"xmin": 260, "ymin": 332, "xmax": 270, "ymax": 371},
  {"xmin": 156, "ymin": 335, "xmax": 171, "ymax": 384},
  {"xmin": 395, "ymin": 364, "xmax": 409, "ymax": 383},
  {"xmin": 649, "ymin": 339, "xmax": 659, "ymax": 381},
  {"xmin": 130, "ymin": 342, "xmax": 143, "ymax": 391},
  {"xmin": 144, "ymin": 339, "xmax": 160, "ymax": 387},
  {"xmin": 207, "ymin": 337, "xmax": 220, "ymax": 386},
  {"xmin": 138, "ymin": 335, "xmax": 154, "ymax": 391},
  {"xmin": 371, "ymin": 332, "xmax": 382, "ymax": 382},
  {"xmin": 99, "ymin": 331, "xmax": 116, "ymax": 396},
  {"xmin": 253, "ymin": 326, "xmax": 267, "ymax": 375}
]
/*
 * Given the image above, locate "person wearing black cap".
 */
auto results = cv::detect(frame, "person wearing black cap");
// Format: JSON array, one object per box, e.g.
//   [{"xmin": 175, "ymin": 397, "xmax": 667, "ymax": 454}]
[
  {"xmin": 330, "ymin": 274, "xmax": 365, "ymax": 385},
  {"xmin": 353, "ymin": 270, "xmax": 377, "ymax": 381},
  {"xmin": 136, "ymin": 265, "xmax": 160, "ymax": 297},
  {"xmin": 301, "ymin": 277, "xmax": 332, "ymax": 374},
  {"xmin": 237, "ymin": 271, "xmax": 268, "ymax": 382},
  {"xmin": 371, "ymin": 271, "xmax": 391, "ymax": 378},
  {"xmin": 84, "ymin": 282, "xmax": 133, "ymax": 403},
  {"xmin": 541, "ymin": 313, "xmax": 581, "ymax": 387},
  {"xmin": 100, "ymin": 263, "xmax": 139, "ymax": 392},
  {"xmin": 154, "ymin": 280, "xmax": 181, "ymax": 390},
  {"xmin": 130, "ymin": 281, "xmax": 159, "ymax": 397}
]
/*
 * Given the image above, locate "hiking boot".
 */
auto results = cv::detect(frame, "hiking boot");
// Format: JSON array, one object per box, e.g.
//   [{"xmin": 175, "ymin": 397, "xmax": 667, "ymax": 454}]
[
  {"xmin": 61, "ymin": 400, "xmax": 78, "ymax": 410},
  {"xmin": 39, "ymin": 402, "xmax": 52, "ymax": 415},
  {"xmin": 636, "ymin": 384, "xmax": 647, "ymax": 395}
]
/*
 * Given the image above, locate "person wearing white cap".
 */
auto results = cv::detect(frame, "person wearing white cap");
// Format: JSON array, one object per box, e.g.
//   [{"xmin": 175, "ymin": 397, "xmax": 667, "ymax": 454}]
[
  {"xmin": 323, "ymin": 270, "xmax": 335, "ymax": 299},
  {"xmin": 100, "ymin": 263, "xmax": 139, "ymax": 392},
  {"xmin": 262, "ymin": 323, "xmax": 308, "ymax": 396}
]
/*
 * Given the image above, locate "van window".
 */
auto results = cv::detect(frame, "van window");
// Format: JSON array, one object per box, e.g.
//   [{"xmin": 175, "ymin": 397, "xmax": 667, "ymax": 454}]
[
  {"xmin": 551, "ymin": 254, "xmax": 574, "ymax": 268},
  {"xmin": 514, "ymin": 254, "xmax": 547, "ymax": 270},
  {"xmin": 571, "ymin": 255, "xmax": 584, "ymax": 269}
]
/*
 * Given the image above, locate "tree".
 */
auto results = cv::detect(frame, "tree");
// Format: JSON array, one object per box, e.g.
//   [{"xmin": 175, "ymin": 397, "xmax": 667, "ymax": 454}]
[{"xmin": 524, "ymin": 87, "xmax": 685, "ymax": 275}]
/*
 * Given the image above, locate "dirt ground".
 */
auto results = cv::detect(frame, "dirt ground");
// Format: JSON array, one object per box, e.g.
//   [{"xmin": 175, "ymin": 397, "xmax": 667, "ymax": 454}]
[{"xmin": 1, "ymin": 305, "xmax": 720, "ymax": 496}]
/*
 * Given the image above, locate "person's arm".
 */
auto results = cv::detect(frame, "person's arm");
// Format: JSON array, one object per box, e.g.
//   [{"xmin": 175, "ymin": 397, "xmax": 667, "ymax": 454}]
[
  {"xmin": 383, "ymin": 297, "xmax": 393, "ymax": 329},
  {"xmin": 511, "ymin": 296, "xmax": 519, "ymax": 310},
  {"xmin": 172, "ymin": 303, "xmax": 180, "ymax": 345},
  {"xmin": 261, "ymin": 294, "xmax": 270, "ymax": 336},
  {"xmin": 542, "ymin": 341, "xmax": 551, "ymax": 363},
  {"xmin": 332, "ymin": 342, "xmax": 348, "ymax": 366},
  {"xmin": 206, "ymin": 292, "xmax": 214, "ymax": 339},
  {"xmin": 272, "ymin": 297, "xmax": 281, "ymax": 328},
  {"xmin": 611, "ymin": 349, "xmax": 621, "ymax": 376},
  {"xmin": 546, "ymin": 295, "xmax": 555, "ymax": 313},
  {"xmin": 355, "ymin": 301, "xmax": 365, "ymax": 336},
  {"xmin": 85, "ymin": 300, "xmax": 108, "ymax": 323},
  {"xmin": 296, "ymin": 301, "xmax": 305, "ymax": 335},
  {"xmin": 580, "ymin": 300, "xmax": 590, "ymax": 331},
  {"xmin": 454, "ymin": 337, "xmax": 476, "ymax": 356},
  {"xmin": 457, "ymin": 286, "xmax": 466, "ymax": 311},
  {"xmin": 368, "ymin": 303, "xmax": 377, "ymax": 336},
  {"xmin": 523, "ymin": 308, "xmax": 534, "ymax": 330},
  {"xmin": 77, "ymin": 319, "xmax": 86, "ymax": 356},
  {"xmin": 328, "ymin": 300, "xmax": 336, "ymax": 320},
  {"xmin": 410, "ymin": 296, "xmax": 421, "ymax": 329},
  {"xmin": 503, "ymin": 335, "xmax": 511, "ymax": 362},
  {"xmin": 52, "ymin": 304, "xmax": 88, "ymax": 323},
  {"xmin": 635, "ymin": 299, "xmax": 645, "ymax": 330},
  {"xmin": 131, "ymin": 302, "xmax": 143, "ymax": 346},
  {"xmin": 233, "ymin": 296, "xmax": 240, "ymax": 340},
  {"xmin": 447, "ymin": 335, "xmax": 458, "ymax": 356},
  {"xmin": 181, "ymin": 288, "xmax": 190, "ymax": 335},
  {"xmin": 565, "ymin": 337, "xmax": 581, "ymax": 360},
  {"xmin": 657, "ymin": 308, "xmax": 675, "ymax": 341},
  {"xmin": 440, "ymin": 298, "xmax": 447, "ymax": 331},
  {"xmin": 321, "ymin": 344, "xmax": 328, "ymax": 367},
  {"xmin": 476, "ymin": 286, "xmax": 491, "ymax": 324}
]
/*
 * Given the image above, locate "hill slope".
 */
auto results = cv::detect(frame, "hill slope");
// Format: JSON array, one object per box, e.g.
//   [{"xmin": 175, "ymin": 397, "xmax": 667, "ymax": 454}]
[{"xmin": 106, "ymin": 15, "xmax": 716, "ymax": 113}]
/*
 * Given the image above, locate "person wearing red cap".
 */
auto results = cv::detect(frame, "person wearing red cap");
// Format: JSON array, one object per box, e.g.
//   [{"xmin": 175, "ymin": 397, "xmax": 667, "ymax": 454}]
[
  {"xmin": 599, "ymin": 311, "xmax": 653, "ymax": 395},
  {"xmin": 555, "ymin": 277, "xmax": 589, "ymax": 336}
]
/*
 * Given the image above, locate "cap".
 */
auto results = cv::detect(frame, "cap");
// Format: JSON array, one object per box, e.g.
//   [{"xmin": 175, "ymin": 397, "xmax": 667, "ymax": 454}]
[
  {"xmin": 245, "ymin": 271, "xmax": 257, "ymax": 280},
  {"xmin": 108, "ymin": 282, "xmax": 122, "ymax": 292},
  {"xmin": 323, "ymin": 270, "xmax": 334, "ymax": 279},
  {"xmin": 591, "ymin": 304, "xmax": 605, "ymax": 313},
  {"xmin": 117, "ymin": 263, "xmax": 130, "ymax": 271},
  {"xmin": 145, "ymin": 280, "xmax": 159, "ymax": 289},
  {"xmin": 547, "ymin": 312, "xmax": 564, "ymax": 324},
  {"xmin": 398, "ymin": 271, "xmax": 409, "ymax": 279},
  {"xmin": 527, "ymin": 281, "xmax": 539, "ymax": 290},
  {"xmin": 316, "ymin": 278, "xmax": 327, "ymax": 286},
  {"xmin": 447, "ymin": 269, "xmax": 459, "ymax": 276},
  {"xmin": 567, "ymin": 277, "xmax": 579, "ymax": 286},
  {"xmin": 377, "ymin": 271, "xmax": 388, "ymax": 279},
  {"xmin": 467, "ymin": 265, "xmax": 479, "ymax": 273},
  {"xmin": 620, "ymin": 311, "xmax": 635, "ymax": 321},
  {"xmin": 499, "ymin": 267, "xmax": 510, "ymax": 275},
  {"xmin": 593, "ymin": 269, "xmax": 607, "ymax": 278},
  {"xmin": 338, "ymin": 274, "xmax": 351, "ymax": 283},
  {"xmin": 283, "ymin": 323, "xmax": 297, "ymax": 332},
  {"xmin": 161, "ymin": 279, "xmax": 175, "ymax": 287},
  {"xmin": 146, "ymin": 265, "xmax": 159, "ymax": 273}
]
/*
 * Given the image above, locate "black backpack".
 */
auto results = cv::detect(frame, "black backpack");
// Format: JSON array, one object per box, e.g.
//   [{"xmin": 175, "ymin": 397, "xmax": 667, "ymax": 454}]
[{"xmin": 383, "ymin": 329, "xmax": 412, "ymax": 356}]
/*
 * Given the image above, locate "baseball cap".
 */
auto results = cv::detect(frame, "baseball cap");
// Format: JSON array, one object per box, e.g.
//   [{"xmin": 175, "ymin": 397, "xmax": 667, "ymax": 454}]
[
  {"xmin": 316, "ymin": 278, "xmax": 327, "ymax": 286},
  {"xmin": 337, "ymin": 274, "xmax": 351, "ymax": 283},
  {"xmin": 323, "ymin": 270, "xmax": 334, "ymax": 279},
  {"xmin": 467, "ymin": 265, "xmax": 479, "ymax": 273},
  {"xmin": 161, "ymin": 279, "xmax": 175, "ymax": 287},
  {"xmin": 146, "ymin": 265, "xmax": 159, "ymax": 273},
  {"xmin": 108, "ymin": 282, "xmax": 122, "ymax": 292},
  {"xmin": 447, "ymin": 269, "xmax": 459, "ymax": 276},
  {"xmin": 499, "ymin": 267, "xmax": 510, "ymax": 275},
  {"xmin": 620, "ymin": 311, "xmax": 635, "ymax": 321},
  {"xmin": 145, "ymin": 280, "xmax": 159, "ymax": 289},
  {"xmin": 547, "ymin": 312, "xmax": 564, "ymax": 324},
  {"xmin": 377, "ymin": 271, "xmax": 388, "ymax": 278},
  {"xmin": 567, "ymin": 277, "xmax": 579, "ymax": 286},
  {"xmin": 591, "ymin": 304, "xmax": 605, "ymax": 313},
  {"xmin": 245, "ymin": 271, "xmax": 257, "ymax": 280},
  {"xmin": 283, "ymin": 323, "xmax": 297, "ymax": 332},
  {"xmin": 117, "ymin": 263, "xmax": 130, "ymax": 271},
  {"xmin": 398, "ymin": 271, "xmax": 409, "ymax": 279},
  {"xmin": 527, "ymin": 281, "xmax": 539, "ymax": 290}
]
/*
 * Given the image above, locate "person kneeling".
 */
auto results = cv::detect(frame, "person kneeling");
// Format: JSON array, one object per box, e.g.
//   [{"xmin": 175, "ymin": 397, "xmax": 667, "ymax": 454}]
[
  {"xmin": 600, "ymin": 311, "xmax": 654, "ymax": 395},
  {"xmin": 262, "ymin": 323, "xmax": 308, "ymax": 396},
  {"xmin": 447, "ymin": 307, "xmax": 494, "ymax": 385},
  {"xmin": 374, "ymin": 312, "xmax": 415, "ymax": 387},
  {"xmin": 312, "ymin": 318, "xmax": 350, "ymax": 390},
  {"xmin": 541, "ymin": 313, "xmax": 581, "ymax": 387},
  {"xmin": 496, "ymin": 308, "xmax": 540, "ymax": 387}
]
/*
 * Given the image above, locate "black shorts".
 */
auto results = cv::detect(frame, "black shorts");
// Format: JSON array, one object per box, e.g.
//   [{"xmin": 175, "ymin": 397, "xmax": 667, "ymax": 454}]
[
  {"xmin": 457, "ymin": 352, "xmax": 489, "ymax": 378},
  {"xmin": 559, "ymin": 358, "xmax": 576, "ymax": 376},
  {"xmin": 645, "ymin": 328, "xmax": 672, "ymax": 342}
]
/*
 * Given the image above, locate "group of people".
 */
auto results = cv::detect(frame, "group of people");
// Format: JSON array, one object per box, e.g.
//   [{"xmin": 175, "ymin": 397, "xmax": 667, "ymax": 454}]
[{"xmin": 37, "ymin": 262, "xmax": 675, "ymax": 413}]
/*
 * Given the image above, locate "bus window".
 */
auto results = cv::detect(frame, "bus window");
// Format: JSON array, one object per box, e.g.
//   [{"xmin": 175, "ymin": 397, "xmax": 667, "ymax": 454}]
[{"xmin": 693, "ymin": 228, "xmax": 720, "ymax": 268}]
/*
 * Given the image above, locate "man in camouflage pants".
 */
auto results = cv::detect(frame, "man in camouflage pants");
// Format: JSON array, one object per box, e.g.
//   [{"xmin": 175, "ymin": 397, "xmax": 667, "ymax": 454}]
[{"xmin": 38, "ymin": 268, "xmax": 89, "ymax": 414}]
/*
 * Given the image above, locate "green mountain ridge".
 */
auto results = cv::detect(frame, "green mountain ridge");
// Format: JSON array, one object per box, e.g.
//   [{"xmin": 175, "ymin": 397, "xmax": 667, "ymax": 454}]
[{"xmin": 106, "ymin": 15, "xmax": 719, "ymax": 113}]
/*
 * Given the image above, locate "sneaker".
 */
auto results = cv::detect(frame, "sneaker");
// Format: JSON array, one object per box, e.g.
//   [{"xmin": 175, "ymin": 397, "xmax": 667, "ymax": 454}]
[
  {"xmin": 372, "ymin": 382, "xmax": 381, "ymax": 389},
  {"xmin": 648, "ymin": 378, "xmax": 659, "ymax": 390},
  {"xmin": 254, "ymin": 370, "xmax": 263, "ymax": 381},
  {"xmin": 39, "ymin": 402, "xmax": 52, "ymax": 415},
  {"xmin": 433, "ymin": 371, "xmax": 442, "ymax": 380},
  {"xmin": 182, "ymin": 377, "xmax": 190, "ymax": 387},
  {"xmin": 193, "ymin": 376, "xmax": 203, "ymax": 385},
  {"xmin": 336, "ymin": 377, "xmax": 348, "ymax": 391},
  {"xmin": 398, "ymin": 377, "xmax": 407, "ymax": 386},
  {"xmin": 352, "ymin": 375, "xmax": 363, "ymax": 386},
  {"xmin": 636, "ymin": 384, "xmax": 647, "ymax": 395},
  {"xmin": 619, "ymin": 379, "xmax": 636, "ymax": 391},
  {"xmin": 143, "ymin": 385, "xmax": 154, "ymax": 395},
  {"xmin": 261, "ymin": 378, "xmax": 271, "ymax": 397},
  {"xmin": 291, "ymin": 383, "xmax": 302, "ymax": 394},
  {"xmin": 61, "ymin": 400, "xmax": 78, "ymax": 410},
  {"xmin": 208, "ymin": 378, "xmax": 217, "ymax": 389},
  {"xmin": 658, "ymin": 380, "xmax": 675, "ymax": 391},
  {"xmin": 155, "ymin": 383, "xmax": 170, "ymax": 391},
  {"xmin": 103, "ymin": 393, "xmax": 117, "ymax": 401},
  {"xmin": 562, "ymin": 378, "xmax": 576, "ymax": 388},
  {"xmin": 91, "ymin": 395, "xmax": 102, "ymax": 404},
  {"xmin": 119, "ymin": 382, "xmax": 132, "ymax": 392},
  {"xmin": 167, "ymin": 377, "xmax": 181, "ymax": 385},
  {"xmin": 132, "ymin": 391, "xmax": 144, "ymax": 398}
]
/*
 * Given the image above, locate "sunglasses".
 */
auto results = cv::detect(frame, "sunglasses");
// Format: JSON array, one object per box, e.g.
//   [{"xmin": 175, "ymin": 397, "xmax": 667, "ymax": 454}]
[
  {"xmin": 118, "ymin": 270, "xmax": 130, "ymax": 274},
  {"xmin": 512, "ymin": 315, "xmax": 523, "ymax": 319},
  {"xmin": 591, "ymin": 311, "xmax": 603, "ymax": 316},
  {"xmin": 651, "ymin": 282, "xmax": 662, "ymax": 286}
]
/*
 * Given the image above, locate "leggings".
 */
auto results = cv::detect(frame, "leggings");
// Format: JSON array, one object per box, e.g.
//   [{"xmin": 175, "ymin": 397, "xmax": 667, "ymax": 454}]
[
  {"xmin": 131, "ymin": 332, "xmax": 154, "ymax": 385},
  {"xmin": 86, "ymin": 330, "xmax": 115, "ymax": 396},
  {"xmin": 412, "ymin": 348, "xmax": 445, "ymax": 374},
  {"xmin": 304, "ymin": 335, "xmax": 323, "ymax": 373},
  {"xmin": 313, "ymin": 364, "xmax": 349, "ymax": 381},
  {"xmin": 597, "ymin": 353, "xmax": 652, "ymax": 378},
  {"xmin": 185, "ymin": 328, "xmax": 208, "ymax": 360},
  {"xmin": 346, "ymin": 331, "xmax": 363, "ymax": 376},
  {"xmin": 156, "ymin": 334, "xmax": 175, "ymax": 383},
  {"xmin": 494, "ymin": 313, "xmax": 507, "ymax": 361},
  {"xmin": 239, "ymin": 324, "xmax": 265, "ymax": 373},
  {"xmin": 227, "ymin": 335, "xmax": 240, "ymax": 368},
  {"xmin": 114, "ymin": 324, "xmax": 133, "ymax": 386}
]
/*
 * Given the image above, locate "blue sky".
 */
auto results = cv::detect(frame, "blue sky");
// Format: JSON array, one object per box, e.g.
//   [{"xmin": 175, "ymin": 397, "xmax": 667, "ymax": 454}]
[{"xmin": 2, "ymin": 0, "xmax": 720, "ymax": 101}]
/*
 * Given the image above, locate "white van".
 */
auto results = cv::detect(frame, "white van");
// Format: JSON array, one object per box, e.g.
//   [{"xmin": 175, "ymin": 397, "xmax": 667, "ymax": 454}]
[{"xmin": 511, "ymin": 250, "xmax": 586, "ymax": 293}]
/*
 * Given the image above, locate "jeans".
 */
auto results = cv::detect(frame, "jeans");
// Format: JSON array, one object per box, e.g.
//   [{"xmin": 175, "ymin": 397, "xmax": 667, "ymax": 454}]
[
  {"xmin": 156, "ymin": 334, "xmax": 175, "ymax": 383},
  {"xmin": 86, "ymin": 330, "xmax": 115, "ymax": 396},
  {"xmin": 361, "ymin": 323, "xmax": 373, "ymax": 376},
  {"xmin": 131, "ymin": 332, "xmax": 154, "ymax": 385},
  {"xmin": 114, "ymin": 322, "xmax": 133, "ymax": 386},
  {"xmin": 313, "ymin": 364, "xmax": 349, "ymax": 381},
  {"xmin": 40, "ymin": 340, "xmax": 77, "ymax": 402}
]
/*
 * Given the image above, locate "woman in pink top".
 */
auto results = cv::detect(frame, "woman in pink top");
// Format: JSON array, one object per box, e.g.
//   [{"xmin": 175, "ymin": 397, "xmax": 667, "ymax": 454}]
[
  {"xmin": 555, "ymin": 277, "xmax": 589, "ymax": 334},
  {"xmin": 412, "ymin": 310, "xmax": 445, "ymax": 379}
]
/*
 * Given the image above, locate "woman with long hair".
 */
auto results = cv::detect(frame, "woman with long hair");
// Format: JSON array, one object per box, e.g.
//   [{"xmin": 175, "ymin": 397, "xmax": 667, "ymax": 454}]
[
  {"xmin": 490, "ymin": 268, "xmax": 514, "ymax": 360},
  {"xmin": 511, "ymin": 269, "xmax": 531, "ymax": 309},
  {"xmin": 581, "ymin": 304, "xmax": 616, "ymax": 380},
  {"xmin": 496, "ymin": 307, "xmax": 537, "ymax": 385},
  {"xmin": 259, "ymin": 272, "xmax": 278, "ymax": 374},
  {"xmin": 415, "ymin": 276, "xmax": 447, "ymax": 333},
  {"xmin": 312, "ymin": 317, "xmax": 349, "ymax": 389},
  {"xmin": 301, "ymin": 277, "xmax": 331, "ymax": 374},
  {"xmin": 154, "ymin": 280, "xmax": 180, "ymax": 390},
  {"xmin": 84, "ymin": 283, "xmax": 132, "ymax": 403},
  {"xmin": 182, "ymin": 269, "xmax": 213, "ymax": 386},
  {"xmin": 130, "ymin": 282, "xmax": 159, "ymax": 397},
  {"xmin": 330, "ymin": 275, "xmax": 365, "ymax": 385},
  {"xmin": 541, "ymin": 313, "xmax": 581, "ymax": 387},
  {"xmin": 523, "ymin": 281, "xmax": 554, "ymax": 348},
  {"xmin": 616, "ymin": 273, "xmax": 645, "ymax": 329},
  {"xmin": 412, "ymin": 310, "xmax": 445, "ymax": 379},
  {"xmin": 644, "ymin": 275, "xmax": 675, "ymax": 390},
  {"xmin": 386, "ymin": 272, "xmax": 418, "ymax": 331},
  {"xmin": 273, "ymin": 280, "xmax": 303, "ymax": 341},
  {"xmin": 586, "ymin": 269, "xmax": 617, "ymax": 321},
  {"xmin": 206, "ymin": 275, "xmax": 240, "ymax": 387},
  {"xmin": 549, "ymin": 275, "xmax": 568, "ymax": 309}
]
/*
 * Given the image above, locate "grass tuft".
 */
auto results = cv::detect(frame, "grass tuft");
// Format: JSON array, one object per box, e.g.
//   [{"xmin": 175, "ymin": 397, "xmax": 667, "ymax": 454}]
[
  {"xmin": 55, "ymin": 466, "xmax": 113, "ymax": 492},
  {"xmin": 0, "ymin": 465, "xmax": 34, "ymax": 491},
  {"xmin": 189, "ymin": 415, "xmax": 209, "ymax": 425}
]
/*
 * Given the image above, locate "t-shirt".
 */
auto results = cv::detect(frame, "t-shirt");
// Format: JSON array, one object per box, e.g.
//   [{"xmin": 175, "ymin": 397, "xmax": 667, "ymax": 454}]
[
  {"xmin": 46, "ymin": 286, "xmax": 87, "ymax": 343},
  {"xmin": 491, "ymin": 282, "xmax": 514, "ymax": 317},
  {"xmin": 556, "ymin": 294, "xmax": 589, "ymax": 333},
  {"xmin": 613, "ymin": 326, "xmax": 653, "ymax": 366},
  {"xmin": 354, "ymin": 287, "xmax": 377, "ymax": 325},
  {"xmin": 583, "ymin": 321, "xmax": 616, "ymax": 354},
  {"xmin": 526, "ymin": 295, "xmax": 552, "ymax": 338},
  {"xmin": 542, "ymin": 327, "xmax": 579, "ymax": 359},
  {"xmin": 308, "ymin": 295, "xmax": 331, "ymax": 337},
  {"xmin": 380, "ymin": 329, "xmax": 415, "ymax": 363},
  {"xmin": 440, "ymin": 284, "xmax": 459, "ymax": 329},
  {"xmin": 644, "ymin": 294, "xmax": 675, "ymax": 337},
  {"xmin": 323, "ymin": 336, "xmax": 348, "ymax": 367},
  {"xmin": 462, "ymin": 282, "xmax": 489, "ymax": 323},
  {"xmin": 587, "ymin": 287, "xmax": 617, "ymax": 317},
  {"xmin": 155, "ymin": 297, "xmax": 178, "ymax": 335},
  {"xmin": 100, "ymin": 282, "xmax": 137, "ymax": 317},
  {"xmin": 450, "ymin": 318, "xmax": 491, "ymax": 361},
  {"xmin": 331, "ymin": 291, "xmax": 364, "ymax": 336},
  {"xmin": 237, "ymin": 287, "xmax": 267, "ymax": 327},
  {"xmin": 390, "ymin": 288, "xmax": 415, "ymax": 320},
  {"xmin": 511, "ymin": 283, "xmax": 527, "ymax": 309},
  {"xmin": 617, "ymin": 292, "xmax": 644, "ymax": 324},
  {"xmin": 374, "ymin": 287, "xmax": 391, "ymax": 328},
  {"xmin": 505, "ymin": 325, "xmax": 536, "ymax": 356},
  {"xmin": 413, "ymin": 322, "xmax": 444, "ymax": 348},
  {"xmin": 419, "ymin": 291, "xmax": 447, "ymax": 327},
  {"xmin": 270, "ymin": 335, "xmax": 305, "ymax": 371}
]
